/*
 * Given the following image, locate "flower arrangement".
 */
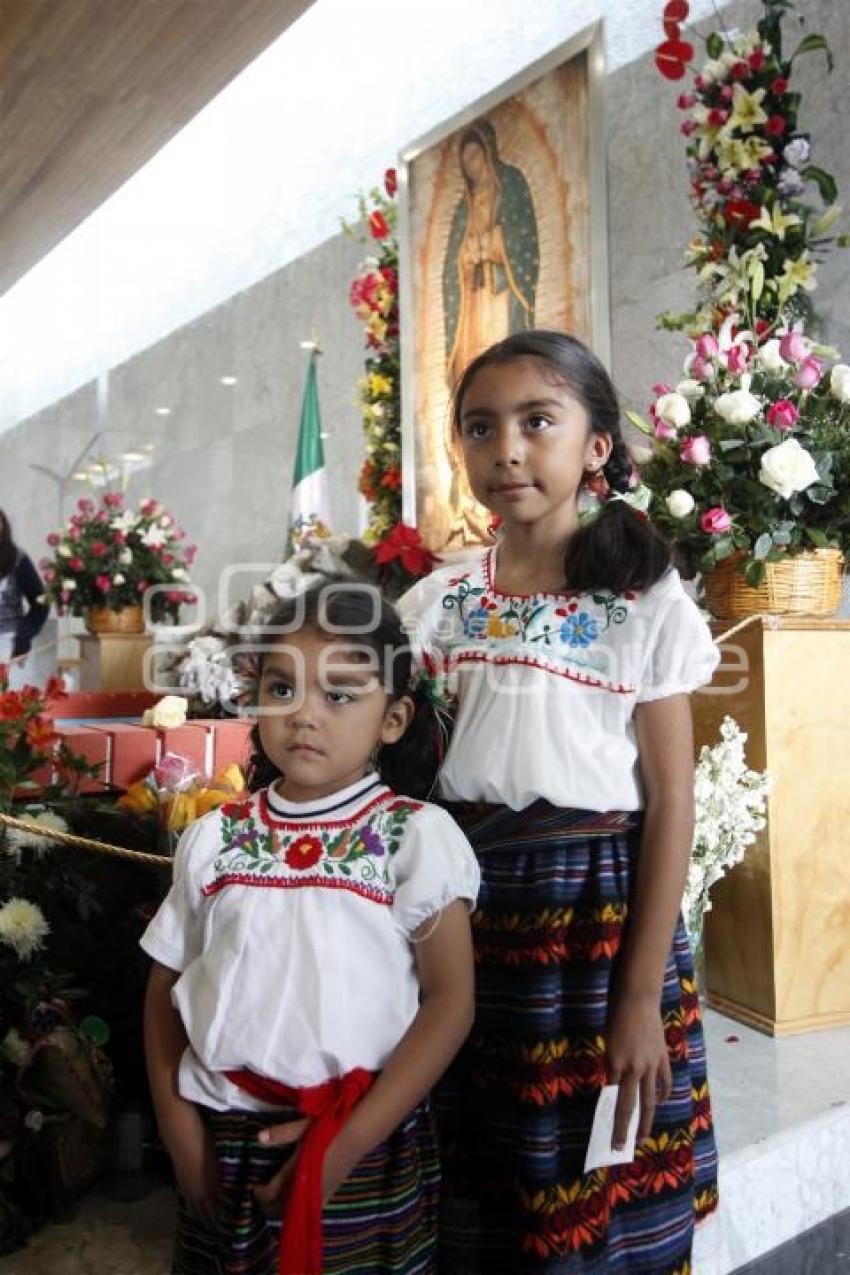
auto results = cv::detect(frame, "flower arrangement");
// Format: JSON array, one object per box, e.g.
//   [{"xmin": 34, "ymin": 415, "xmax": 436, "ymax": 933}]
[
  {"xmin": 40, "ymin": 492, "xmax": 197, "ymax": 623},
  {"xmin": 685, "ymin": 715, "xmax": 771, "ymax": 945},
  {"xmin": 637, "ymin": 0, "xmax": 850, "ymax": 586},
  {"xmin": 345, "ymin": 168, "xmax": 403, "ymax": 545},
  {"xmin": 0, "ymin": 668, "xmax": 101, "ymax": 813}
]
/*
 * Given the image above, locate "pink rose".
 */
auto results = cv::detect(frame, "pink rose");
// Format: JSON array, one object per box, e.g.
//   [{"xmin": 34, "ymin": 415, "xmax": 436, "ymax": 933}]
[
  {"xmin": 677, "ymin": 92, "xmax": 696, "ymax": 109},
  {"xmin": 95, "ymin": 574, "xmax": 111, "ymax": 592},
  {"xmin": 652, "ymin": 382, "xmax": 674, "ymax": 396},
  {"xmin": 795, "ymin": 357, "xmax": 823, "ymax": 390},
  {"xmin": 654, "ymin": 419, "xmax": 678, "ymax": 441},
  {"xmin": 719, "ymin": 85, "xmax": 733, "ymax": 102},
  {"xmin": 161, "ymin": 552, "xmax": 174, "ymax": 566},
  {"xmin": 691, "ymin": 356, "xmax": 714, "ymax": 381},
  {"xmin": 90, "ymin": 541, "xmax": 108, "ymax": 557},
  {"xmin": 42, "ymin": 566, "xmax": 56, "ymax": 582},
  {"xmin": 700, "ymin": 507, "xmax": 732, "ymax": 535},
  {"xmin": 46, "ymin": 532, "xmax": 60, "ymax": 547},
  {"xmin": 696, "ymin": 334, "xmax": 720, "ymax": 360},
  {"xmin": 680, "ymin": 435, "xmax": 712, "ymax": 466},
  {"xmin": 103, "ymin": 492, "xmax": 123, "ymax": 507},
  {"xmin": 166, "ymin": 590, "xmax": 183, "ymax": 604},
  {"xmin": 69, "ymin": 557, "xmax": 84, "ymax": 571},
  {"xmin": 681, "ymin": 119, "xmax": 697, "ymax": 136},
  {"xmin": 726, "ymin": 344, "xmax": 750, "ymax": 375},
  {"xmin": 779, "ymin": 331, "xmax": 809, "ymax": 363},
  {"xmin": 137, "ymin": 581, "xmax": 149, "ymax": 594},
  {"xmin": 112, "ymin": 530, "xmax": 127, "ymax": 544},
  {"xmin": 77, "ymin": 499, "xmax": 94, "ymax": 513},
  {"xmin": 766, "ymin": 400, "xmax": 799, "ymax": 431}
]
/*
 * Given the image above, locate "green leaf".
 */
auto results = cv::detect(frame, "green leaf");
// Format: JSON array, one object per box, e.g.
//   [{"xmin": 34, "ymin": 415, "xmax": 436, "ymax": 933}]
[
  {"xmin": 805, "ymin": 527, "xmax": 829, "ymax": 547},
  {"xmin": 706, "ymin": 32, "xmax": 724, "ymax": 59},
  {"xmin": 803, "ymin": 165, "xmax": 838, "ymax": 206},
  {"xmin": 745, "ymin": 559, "xmax": 767, "ymax": 587},
  {"xmin": 713, "ymin": 534, "xmax": 735, "ymax": 560},
  {"xmin": 751, "ymin": 259, "xmax": 765, "ymax": 304},
  {"xmin": 719, "ymin": 438, "xmax": 747, "ymax": 452},
  {"xmin": 790, "ymin": 33, "xmax": 834, "ymax": 72},
  {"xmin": 624, "ymin": 409, "xmax": 654, "ymax": 436},
  {"xmin": 754, "ymin": 533, "xmax": 773, "ymax": 559}
]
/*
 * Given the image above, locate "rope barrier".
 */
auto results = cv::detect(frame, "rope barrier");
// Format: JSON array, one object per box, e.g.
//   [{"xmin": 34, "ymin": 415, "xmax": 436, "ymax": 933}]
[
  {"xmin": 0, "ymin": 810, "xmax": 172, "ymax": 868},
  {"xmin": 711, "ymin": 612, "xmax": 781, "ymax": 646}
]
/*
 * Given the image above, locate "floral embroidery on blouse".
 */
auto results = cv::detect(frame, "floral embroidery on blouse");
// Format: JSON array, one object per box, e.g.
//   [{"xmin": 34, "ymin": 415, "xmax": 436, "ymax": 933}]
[
  {"xmin": 434, "ymin": 554, "xmax": 638, "ymax": 679},
  {"xmin": 205, "ymin": 793, "xmax": 421, "ymax": 900}
]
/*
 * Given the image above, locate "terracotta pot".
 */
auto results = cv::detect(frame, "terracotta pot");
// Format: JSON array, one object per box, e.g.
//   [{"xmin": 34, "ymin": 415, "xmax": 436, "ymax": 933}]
[
  {"xmin": 84, "ymin": 606, "xmax": 145, "ymax": 635},
  {"xmin": 703, "ymin": 548, "xmax": 844, "ymax": 622}
]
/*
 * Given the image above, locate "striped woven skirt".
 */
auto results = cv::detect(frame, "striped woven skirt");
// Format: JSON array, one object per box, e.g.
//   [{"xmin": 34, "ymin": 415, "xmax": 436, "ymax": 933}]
[
  {"xmin": 436, "ymin": 802, "xmax": 718, "ymax": 1275},
  {"xmin": 173, "ymin": 1101, "xmax": 439, "ymax": 1274}
]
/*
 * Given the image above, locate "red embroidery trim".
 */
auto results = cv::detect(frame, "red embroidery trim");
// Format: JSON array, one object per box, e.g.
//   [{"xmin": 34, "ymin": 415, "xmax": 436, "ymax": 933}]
[
  {"xmin": 483, "ymin": 548, "xmax": 574, "ymax": 602},
  {"xmin": 202, "ymin": 873, "xmax": 393, "ymax": 905},
  {"xmin": 258, "ymin": 788, "xmax": 407, "ymax": 831},
  {"xmin": 450, "ymin": 648, "xmax": 636, "ymax": 694}
]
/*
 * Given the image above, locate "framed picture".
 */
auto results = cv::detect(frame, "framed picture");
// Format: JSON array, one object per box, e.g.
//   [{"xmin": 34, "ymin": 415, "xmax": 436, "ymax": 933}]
[{"xmin": 399, "ymin": 21, "xmax": 609, "ymax": 554}]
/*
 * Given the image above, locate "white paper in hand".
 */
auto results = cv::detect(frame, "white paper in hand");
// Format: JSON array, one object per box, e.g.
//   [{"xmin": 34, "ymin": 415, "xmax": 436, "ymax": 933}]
[{"xmin": 583, "ymin": 1084, "xmax": 640, "ymax": 1172}]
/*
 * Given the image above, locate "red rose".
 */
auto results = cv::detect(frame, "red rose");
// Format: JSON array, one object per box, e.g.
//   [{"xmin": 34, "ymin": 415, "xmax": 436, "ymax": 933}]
[
  {"xmin": 284, "ymin": 835, "xmax": 324, "ymax": 871},
  {"xmin": 748, "ymin": 49, "xmax": 766, "ymax": 72},
  {"xmin": 700, "ymin": 506, "xmax": 732, "ymax": 535},
  {"xmin": 766, "ymin": 400, "xmax": 799, "ymax": 431},
  {"xmin": 730, "ymin": 60, "xmax": 749, "ymax": 80},
  {"xmin": 90, "ymin": 541, "xmax": 109, "ymax": 557},
  {"xmin": 369, "ymin": 210, "xmax": 390, "ymax": 240},
  {"xmin": 724, "ymin": 198, "xmax": 760, "ymax": 227},
  {"xmin": 384, "ymin": 168, "xmax": 397, "ymax": 198},
  {"xmin": 707, "ymin": 108, "xmax": 728, "ymax": 127},
  {"xmin": 770, "ymin": 77, "xmax": 788, "ymax": 95},
  {"xmin": 765, "ymin": 114, "xmax": 787, "ymax": 136}
]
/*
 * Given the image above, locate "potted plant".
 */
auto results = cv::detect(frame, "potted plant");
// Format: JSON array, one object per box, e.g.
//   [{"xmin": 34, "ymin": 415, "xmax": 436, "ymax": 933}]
[{"xmin": 40, "ymin": 493, "xmax": 197, "ymax": 632}]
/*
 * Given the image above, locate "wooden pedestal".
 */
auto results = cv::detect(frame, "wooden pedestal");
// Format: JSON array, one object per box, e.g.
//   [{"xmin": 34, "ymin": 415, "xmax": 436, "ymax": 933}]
[
  {"xmin": 692, "ymin": 617, "xmax": 850, "ymax": 1036},
  {"xmin": 78, "ymin": 633, "xmax": 152, "ymax": 693}
]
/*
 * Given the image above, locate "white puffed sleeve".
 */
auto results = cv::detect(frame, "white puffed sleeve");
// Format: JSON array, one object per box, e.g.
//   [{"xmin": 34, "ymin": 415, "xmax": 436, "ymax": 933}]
[
  {"xmin": 139, "ymin": 821, "xmax": 207, "ymax": 971},
  {"xmin": 636, "ymin": 574, "xmax": 720, "ymax": 703},
  {"xmin": 391, "ymin": 803, "xmax": 480, "ymax": 935}
]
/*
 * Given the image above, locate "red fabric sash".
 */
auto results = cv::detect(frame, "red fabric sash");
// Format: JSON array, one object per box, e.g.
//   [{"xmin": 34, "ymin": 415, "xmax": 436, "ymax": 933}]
[{"xmin": 225, "ymin": 1066, "xmax": 375, "ymax": 1275}]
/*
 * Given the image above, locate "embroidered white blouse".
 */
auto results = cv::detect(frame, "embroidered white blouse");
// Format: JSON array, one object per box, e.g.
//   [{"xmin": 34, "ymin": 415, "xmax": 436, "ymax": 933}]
[
  {"xmin": 399, "ymin": 549, "xmax": 720, "ymax": 813},
  {"xmin": 140, "ymin": 774, "xmax": 480, "ymax": 1110}
]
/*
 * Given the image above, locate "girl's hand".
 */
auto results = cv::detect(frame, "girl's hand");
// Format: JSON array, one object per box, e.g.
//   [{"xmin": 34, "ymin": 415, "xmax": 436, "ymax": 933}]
[
  {"xmin": 606, "ymin": 994, "xmax": 672, "ymax": 1150},
  {"xmin": 171, "ymin": 1122, "xmax": 221, "ymax": 1227},
  {"xmin": 252, "ymin": 1117, "xmax": 309, "ymax": 1218}
]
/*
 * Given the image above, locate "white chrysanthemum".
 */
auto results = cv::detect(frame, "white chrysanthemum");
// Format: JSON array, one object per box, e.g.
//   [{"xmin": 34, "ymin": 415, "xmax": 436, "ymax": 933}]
[
  {"xmin": 683, "ymin": 717, "xmax": 771, "ymax": 941},
  {"xmin": 0, "ymin": 897, "xmax": 51, "ymax": 960},
  {"xmin": 3, "ymin": 812, "xmax": 68, "ymax": 858},
  {"xmin": 1, "ymin": 1028, "xmax": 30, "ymax": 1068}
]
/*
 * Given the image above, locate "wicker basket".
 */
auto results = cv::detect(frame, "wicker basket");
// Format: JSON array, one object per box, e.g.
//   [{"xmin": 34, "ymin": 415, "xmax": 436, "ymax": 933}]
[
  {"xmin": 703, "ymin": 548, "xmax": 844, "ymax": 622},
  {"xmin": 84, "ymin": 605, "xmax": 145, "ymax": 635}
]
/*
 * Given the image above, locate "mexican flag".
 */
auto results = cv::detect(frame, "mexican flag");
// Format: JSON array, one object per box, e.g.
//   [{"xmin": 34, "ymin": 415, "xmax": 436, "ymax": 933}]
[{"xmin": 287, "ymin": 350, "xmax": 332, "ymax": 554}]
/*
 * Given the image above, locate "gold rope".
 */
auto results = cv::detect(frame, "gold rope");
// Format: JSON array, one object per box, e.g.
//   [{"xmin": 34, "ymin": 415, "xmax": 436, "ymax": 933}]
[{"xmin": 0, "ymin": 811, "xmax": 172, "ymax": 867}]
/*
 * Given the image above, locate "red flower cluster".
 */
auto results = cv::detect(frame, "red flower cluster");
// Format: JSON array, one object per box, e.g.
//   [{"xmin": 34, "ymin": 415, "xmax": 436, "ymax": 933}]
[
  {"xmin": 373, "ymin": 524, "xmax": 437, "ymax": 578},
  {"xmin": 0, "ymin": 669, "xmax": 66, "ymax": 809}
]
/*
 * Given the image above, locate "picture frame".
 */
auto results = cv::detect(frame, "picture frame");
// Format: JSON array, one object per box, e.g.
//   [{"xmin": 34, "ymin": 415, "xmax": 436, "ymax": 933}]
[{"xmin": 398, "ymin": 21, "xmax": 610, "ymax": 554}]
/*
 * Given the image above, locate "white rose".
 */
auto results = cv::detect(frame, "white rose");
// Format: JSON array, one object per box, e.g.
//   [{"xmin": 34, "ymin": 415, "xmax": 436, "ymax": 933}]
[
  {"xmin": 676, "ymin": 378, "xmax": 705, "ymax": 401},
  {"xmin": 64, "ymin": 578, "xmax": 77, "ymax": 590},
  {"xmin": 715, "ymin": 383, "xmax": 762, "ymax": 425},
  {"xmin": 666, "ymin": 490, "xmax": 696, "ymax": 518},
  {"xmin": 655, "ymin": 392, "xmax": 692, "ymax": 430},
  {"xmin": 758, "ymin": 339, "xmax": 788, "ymax": 373},
  {"xmin": 143, "ymin": 695, "xmax": 189, "ymax": 729},
  {"xmin": 119, "ymin": 547, "xmax": 133, "ymax": 565},
  {"xmin": 628, "ymin": 442, "xmax": 654, "ymax": 465},
  {"xmin": 170, "ymin": 567, "xmax": 189, "ymax": 581},
  {"xmin": 57, "ymin": 544, "xmax": 72, "ymax": 558},
  {"xmin": 112, "ymin": 573, "xmax": 125, "ymax": 585},
  {"xmin": 829, "ymin": 363, "xmax": 850, "ymax": 403},
  {"xmin": 759, "ymin": 437, "xmax": 820, "ymax": 500}
]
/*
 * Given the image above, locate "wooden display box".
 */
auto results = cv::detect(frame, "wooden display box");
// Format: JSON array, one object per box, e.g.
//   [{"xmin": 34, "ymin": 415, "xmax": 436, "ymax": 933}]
[
  {"xmin": 79, "ymin": 633, "xmax": 152, "ymax": 692},
  {"xmin": 692, "ymin": 617, "xmax": 850, "ymax": 1036}
]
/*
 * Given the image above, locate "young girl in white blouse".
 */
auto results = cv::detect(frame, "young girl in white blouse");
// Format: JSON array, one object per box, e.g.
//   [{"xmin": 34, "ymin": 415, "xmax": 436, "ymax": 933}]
[
  {"xmin": 142, "ymin": 580, "xmax": 479, "ymax": 1275},
  {"xmin": 399, "ymin": 331, "xmax": 720, "ymax": 1274}
]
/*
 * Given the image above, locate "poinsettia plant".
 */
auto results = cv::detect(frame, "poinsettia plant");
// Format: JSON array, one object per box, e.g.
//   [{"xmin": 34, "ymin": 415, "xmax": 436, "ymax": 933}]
[
  {"xmin": 40, "ymin": 492, "xmax": 197, "ymax": 623},
  {"xmin": 635, "ymin": 0, "xmax": 850, "ymax": 584}
]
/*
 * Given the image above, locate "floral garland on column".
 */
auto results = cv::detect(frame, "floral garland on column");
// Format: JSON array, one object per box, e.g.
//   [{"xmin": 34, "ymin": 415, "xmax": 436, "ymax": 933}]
[
  {"xmin": 345, "ymin": 170, "xmax": 436, "ymax": 592},
  {"xmin": 635, "ymin": 0, "xmax": 850, "ymax": 586}
]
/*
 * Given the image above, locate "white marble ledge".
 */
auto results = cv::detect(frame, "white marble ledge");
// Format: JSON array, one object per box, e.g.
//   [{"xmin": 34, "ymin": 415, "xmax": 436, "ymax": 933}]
[{"xmin": 694, "ymin": 1008, "xmax": 850, "ymax": 1273}]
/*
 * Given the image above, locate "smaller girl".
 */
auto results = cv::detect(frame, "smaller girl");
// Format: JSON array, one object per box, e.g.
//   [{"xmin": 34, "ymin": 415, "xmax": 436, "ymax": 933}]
[{"xmin": 142, "ymin": 579, "xmax": 479, "ymax": 1275}]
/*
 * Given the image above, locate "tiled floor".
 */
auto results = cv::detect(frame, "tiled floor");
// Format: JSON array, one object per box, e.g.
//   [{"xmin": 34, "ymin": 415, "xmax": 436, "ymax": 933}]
[{"xmin": 1, "ymin": 1008, "xmax": 848, "ymax": 1274}]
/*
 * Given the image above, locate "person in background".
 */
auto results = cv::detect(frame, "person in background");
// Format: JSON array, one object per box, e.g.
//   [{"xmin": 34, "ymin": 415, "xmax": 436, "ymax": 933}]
[{"xmin": 0, "ymin": 508, "xmax": 49, "ymax": 687}]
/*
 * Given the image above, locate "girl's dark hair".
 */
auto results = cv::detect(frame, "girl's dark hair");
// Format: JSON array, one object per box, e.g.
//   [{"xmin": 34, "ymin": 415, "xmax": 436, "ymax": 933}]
[
  {"xmin": 452, "ymin": 329, "xmax": 671, "ymax": 594},
  {"xmin": 246, "ymin": 576, "xmax": 442, "ymax": 800},
  {"xmin": 0, "ymin": 509, "xmax": 16, "ymax": 578}
]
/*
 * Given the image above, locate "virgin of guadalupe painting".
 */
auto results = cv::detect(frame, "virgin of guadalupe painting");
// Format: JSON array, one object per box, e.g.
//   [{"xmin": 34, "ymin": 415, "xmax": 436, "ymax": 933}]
[
  {"xmin": 442, "ymin": 120, "xmax": 540, "ymax": 390},
  {"xmin": 401, "ymin": 26, "xmax": 608, "ymax": 554}
]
